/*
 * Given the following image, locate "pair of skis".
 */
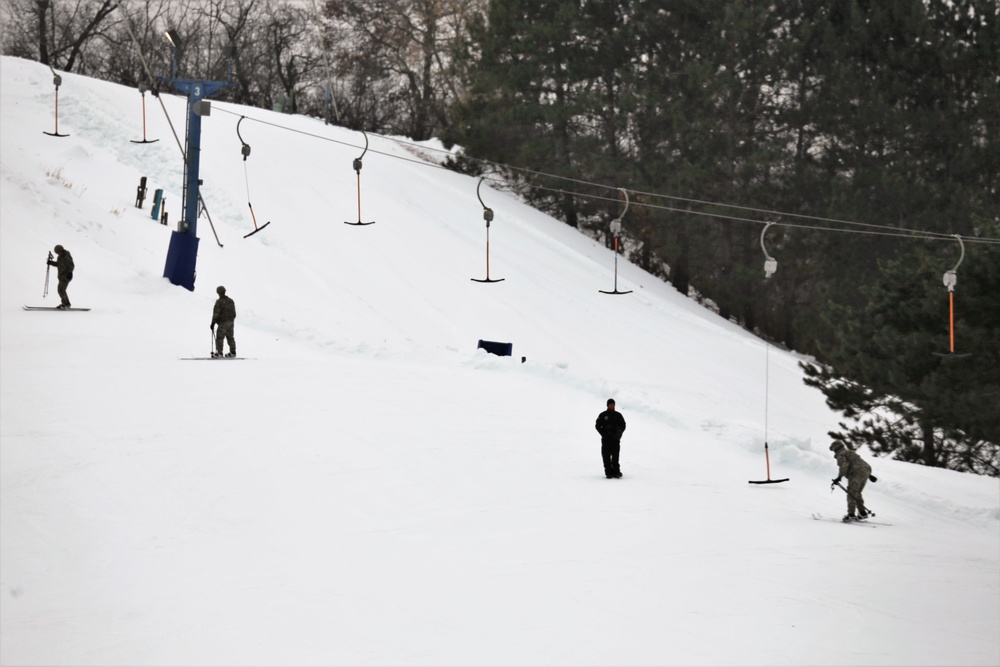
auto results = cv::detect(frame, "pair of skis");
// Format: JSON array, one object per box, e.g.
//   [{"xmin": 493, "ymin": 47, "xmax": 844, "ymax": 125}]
[
  {"xmin": 811, "ymin": 513, "xmax": 892, "ymax": 527},
  {"xmin": 23, "ymin": 305, "xmax": 90, "ymax": 311}
]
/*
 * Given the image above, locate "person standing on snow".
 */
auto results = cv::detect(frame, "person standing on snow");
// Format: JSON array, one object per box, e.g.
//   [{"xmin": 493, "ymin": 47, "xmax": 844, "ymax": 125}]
[
  {"xmin": 595, "ymin": 398, "xmax": 626, "ymax": 478},
  {"xmin": 830, "ymin": 440, "xmax": 874, "ymax": 521},
  {"xmin": 46, "ymin": 244, "xmax": 74, "ymax": 309},
  {"xmin": 210, "ymin": 285, "xmax": 237, "ymax": 358}
]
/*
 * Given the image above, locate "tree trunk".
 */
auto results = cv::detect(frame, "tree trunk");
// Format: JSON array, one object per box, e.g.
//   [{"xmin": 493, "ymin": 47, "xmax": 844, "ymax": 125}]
[
  {"xmin": 37, "ymin": 0, "xmax": 50, "ymax": 65},
  {"xmin": 920, "ymin": 422, "xmax": 939, "ymax": 468}
]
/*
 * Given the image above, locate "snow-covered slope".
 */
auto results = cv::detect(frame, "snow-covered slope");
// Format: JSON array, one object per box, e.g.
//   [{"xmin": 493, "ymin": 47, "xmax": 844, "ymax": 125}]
[{"xmin": 2, "ymin": 57, "xmax": 997, "ymax": 666}]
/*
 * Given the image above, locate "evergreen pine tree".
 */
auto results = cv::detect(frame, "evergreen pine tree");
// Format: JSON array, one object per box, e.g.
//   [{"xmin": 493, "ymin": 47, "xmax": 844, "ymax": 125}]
[
  {"xmin": 802, "ymin": 242, "xmax": 1000, "ymax": 476},
  {"xmin": 446, "ymin": 0, "xmax": 614, "ymax": 227}
]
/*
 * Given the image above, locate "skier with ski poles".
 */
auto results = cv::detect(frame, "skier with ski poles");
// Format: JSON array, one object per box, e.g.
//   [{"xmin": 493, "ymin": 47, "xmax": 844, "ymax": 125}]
[
  {"xmin": 210, "ymin": 286, "xmax": 237, "ymax": 358},
  {"xmin": 46, "ymin": 244, "xmax": 74, "ymax": 309},
  {"xmin": 830, "ymin": 440, "xmax": 877, "ymax": 521}
]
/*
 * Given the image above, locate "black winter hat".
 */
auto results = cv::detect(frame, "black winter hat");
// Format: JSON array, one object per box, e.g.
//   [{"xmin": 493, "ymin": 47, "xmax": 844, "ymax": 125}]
[
  {"xmin": 607, "ymin": 398, "xmax": 615, "ymax": 406},
  {"xmin": 217, "ymin": 286, "xmax": 226, "ymax": 295}
]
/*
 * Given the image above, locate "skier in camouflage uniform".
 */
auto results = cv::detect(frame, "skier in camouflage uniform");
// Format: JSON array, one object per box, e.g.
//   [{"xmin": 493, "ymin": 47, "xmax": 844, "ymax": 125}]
[
  {"xmin": 830, "ymin": 440, "xmax": 873, "ymax": 521},
  {"xmin": 210, "ymin": 286, "xmax": 237, "ymax": 357},
  {"xmin": 46, "ymin": 244, "xmax": 74, "ymax": 309}
]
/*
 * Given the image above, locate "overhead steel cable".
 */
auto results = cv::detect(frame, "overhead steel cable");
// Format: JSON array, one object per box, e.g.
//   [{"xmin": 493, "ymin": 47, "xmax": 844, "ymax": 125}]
[{"xmin": 213, "ymin": 108, "xmax": 1000, "ymax": 247}]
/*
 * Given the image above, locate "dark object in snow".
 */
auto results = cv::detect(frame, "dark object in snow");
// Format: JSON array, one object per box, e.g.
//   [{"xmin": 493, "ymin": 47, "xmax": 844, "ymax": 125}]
[{"xmin": 477, "ymin": 339, "xmax": 512, "ymax": 357}]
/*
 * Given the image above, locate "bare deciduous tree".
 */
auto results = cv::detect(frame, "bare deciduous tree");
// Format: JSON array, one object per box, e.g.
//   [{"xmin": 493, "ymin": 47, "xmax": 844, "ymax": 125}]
[
  {"xmin": 2, "ymin": 0, "xmax": 117, "ymax": 73},
  {"xmin": 320, "ymin": 0, "xmax": 479, "ymax": 138}
]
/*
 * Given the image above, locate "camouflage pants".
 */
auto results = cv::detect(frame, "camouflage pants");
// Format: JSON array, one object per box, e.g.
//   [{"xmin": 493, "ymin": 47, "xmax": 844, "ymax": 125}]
[
  {"xmin": 57, "ymin": 277, "xmax": 71, "ymax": 307},
  {"xmin": 216, "ymin": 320, "xmax": 235, "ymax": 355},
  {"xmin": 845, "ymin": 471, "xmax": 869, "ymax": 515}
]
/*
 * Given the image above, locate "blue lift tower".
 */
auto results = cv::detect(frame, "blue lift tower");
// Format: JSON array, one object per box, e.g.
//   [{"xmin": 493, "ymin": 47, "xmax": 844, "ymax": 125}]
[{"xmin": 159, "ymin": 33, "xmax": 236, "ymax": 291}]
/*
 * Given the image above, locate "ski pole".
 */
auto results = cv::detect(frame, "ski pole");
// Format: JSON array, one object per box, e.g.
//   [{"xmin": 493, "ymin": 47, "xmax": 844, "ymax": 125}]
[
  {"xmin": 210, "ymin": 328, "xmax": 215, "ymax": 357},
  {"xmin": 43, "ymin": 252, "xmax": 52, "ymax": 297},
  {"xmin": 832, "ymin": 480, "xmax": 874, "ymax": 516}
]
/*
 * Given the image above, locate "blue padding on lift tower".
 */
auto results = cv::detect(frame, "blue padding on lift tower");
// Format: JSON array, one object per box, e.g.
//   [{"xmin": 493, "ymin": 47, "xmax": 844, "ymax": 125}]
[{"xmin": 163, "ymin": 230, "xmax": 199, "ymax": 291}]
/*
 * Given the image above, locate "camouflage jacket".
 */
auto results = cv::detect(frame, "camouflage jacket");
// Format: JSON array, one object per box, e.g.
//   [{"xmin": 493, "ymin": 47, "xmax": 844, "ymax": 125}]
[
  {"xmin": 47, "ymin": 251, "xmax": 74, "ymax": 280},
  {"xmin": 835, "ymin": 448, "xmax": 872, "ymax": 479},
  {"xmin": 212, "ymin": 295, "xmax": 236, "ymax": 325}
]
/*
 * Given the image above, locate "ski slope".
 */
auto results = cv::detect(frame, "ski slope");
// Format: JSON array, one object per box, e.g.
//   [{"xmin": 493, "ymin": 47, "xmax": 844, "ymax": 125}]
[{"xmin": 2, "ymin": 56, "xmax": 998, "ymax": 666}]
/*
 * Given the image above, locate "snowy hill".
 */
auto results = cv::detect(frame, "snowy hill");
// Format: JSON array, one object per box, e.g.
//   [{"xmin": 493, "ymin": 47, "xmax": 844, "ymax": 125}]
[{"xmin": 1, "ymin": 56, "xmax": 998, "ymax": 666}]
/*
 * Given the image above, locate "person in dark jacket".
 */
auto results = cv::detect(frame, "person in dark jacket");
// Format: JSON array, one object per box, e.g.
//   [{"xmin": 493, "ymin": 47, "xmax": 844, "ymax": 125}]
[
  {"xmin": 210, "ymin": 285, "xmax": 237, "ymax": 357},
  {"xmin": 595, "ymin": 398, "xmax": 627, "ymax": 478},
  {"xmin": 46, "ymin": 244, "xmax": 74, "ymax": 309},
  {"xmin": 831, "ymin": 440, "xmax": 874, "ymax": 521}
]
